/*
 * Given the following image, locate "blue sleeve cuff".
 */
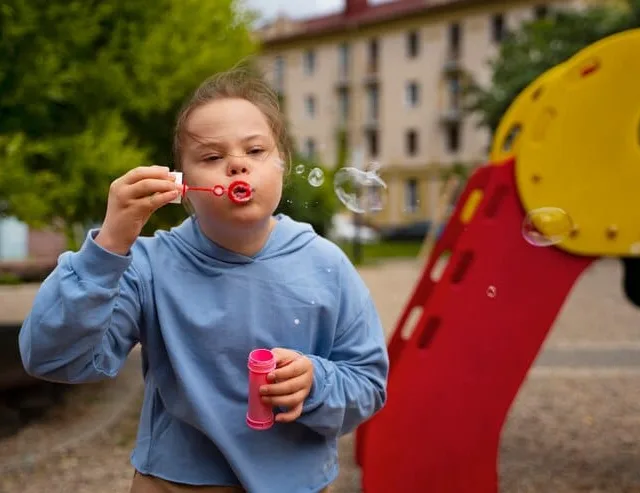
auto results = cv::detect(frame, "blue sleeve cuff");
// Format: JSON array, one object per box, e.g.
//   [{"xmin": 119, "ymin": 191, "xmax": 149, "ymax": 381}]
[
  {"xmin": 68, "ymin": 229, "xmax": 133, "ymax": 287},
  {"xmin": 302, "ymin": 354, "xmax": 333, "ymax": 414}
]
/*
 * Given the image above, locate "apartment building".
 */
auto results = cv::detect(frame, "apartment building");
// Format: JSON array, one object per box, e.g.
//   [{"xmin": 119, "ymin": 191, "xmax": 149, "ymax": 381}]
[{"xmin": 257, "ymin": 0, "xmax": 586, "ymax": 227}]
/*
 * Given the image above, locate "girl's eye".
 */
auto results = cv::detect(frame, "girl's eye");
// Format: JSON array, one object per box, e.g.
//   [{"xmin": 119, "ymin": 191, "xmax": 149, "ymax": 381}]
[
  {"xmin": 204, "ymin": 155, "xmax": 222, "ymax": 162},
  {"xmin": 248, "ymin": 148, "xmax": 265, "ymax": 155}
]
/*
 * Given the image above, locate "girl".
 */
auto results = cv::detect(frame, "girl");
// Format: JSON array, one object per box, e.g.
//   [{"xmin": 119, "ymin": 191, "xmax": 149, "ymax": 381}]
[{"xmin": 18, "ymin": 67, "xmax": 389, "ymax": 493}]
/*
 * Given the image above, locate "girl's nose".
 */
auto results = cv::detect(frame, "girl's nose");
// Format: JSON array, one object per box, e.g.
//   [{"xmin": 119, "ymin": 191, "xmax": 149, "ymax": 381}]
[{"xmin": 227, "ymin": 156, "xmax": 250, "ymax": 176}]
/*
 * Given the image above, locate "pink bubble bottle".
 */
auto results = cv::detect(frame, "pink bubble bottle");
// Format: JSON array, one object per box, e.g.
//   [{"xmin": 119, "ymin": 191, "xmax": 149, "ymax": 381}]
[{"xmin": 246, "ymin": 349, "xmax": 276, "ymax": 430}]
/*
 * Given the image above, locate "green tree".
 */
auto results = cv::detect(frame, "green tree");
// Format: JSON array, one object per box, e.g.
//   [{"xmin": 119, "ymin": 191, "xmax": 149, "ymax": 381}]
[
  {"xmin": 466, "ymin": 0, "xmax": 640, "ymax": 132},
  {"xmin": 0, "ymin": 0, "xmax": 257, "ymax": 248},
  {"xmin": 276, "ymin": 157, "xmax": 338, "ymax": 237},
  {"xmin": 272, "ymin": 95, "xmax": 341, "ymax": 238}
]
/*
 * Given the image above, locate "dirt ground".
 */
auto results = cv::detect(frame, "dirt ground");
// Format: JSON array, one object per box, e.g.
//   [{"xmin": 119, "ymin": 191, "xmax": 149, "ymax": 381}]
[{"xmin": 2, "ymin": 257, "xmax": 640, "ymax": 492}]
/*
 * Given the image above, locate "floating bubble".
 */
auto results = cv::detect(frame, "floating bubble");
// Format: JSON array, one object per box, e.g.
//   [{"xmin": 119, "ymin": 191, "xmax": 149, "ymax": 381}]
[
  {"xmin": 294, "ymin": 318, "xmax": 300, "ymax": 325},
  {"xmin": 368, "ymin": 161, "xmax": 382, "ymax": 173},
  {"xmin": 522, "ymin": 207, "xmax": 573, "ymax": 247},
  {"xmin": 308, "ymin": 167, "xmax": 325, "ymax": 187},
  {"xmin": 333, "ymin": 167, "xmax": 388, "ymax": 214},
  {"xmin": 487, "ymin": 286, "xmax": 497, "ymax": 298},
  {"xmin": 295, "ymin": 164, "xmax": 305, "ymax": 175}
]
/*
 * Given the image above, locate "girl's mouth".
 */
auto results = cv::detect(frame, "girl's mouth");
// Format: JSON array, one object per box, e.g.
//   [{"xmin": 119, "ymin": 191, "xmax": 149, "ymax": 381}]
[{"xmin": 228, "ymin": 180, "xmax": 253, "ymax": 204}]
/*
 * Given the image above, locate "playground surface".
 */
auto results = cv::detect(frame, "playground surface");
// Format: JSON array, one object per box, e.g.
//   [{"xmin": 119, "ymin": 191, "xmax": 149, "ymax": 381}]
[{"xmin": 1, "ymin": 257, "xmax": 640, "ymax": 492}]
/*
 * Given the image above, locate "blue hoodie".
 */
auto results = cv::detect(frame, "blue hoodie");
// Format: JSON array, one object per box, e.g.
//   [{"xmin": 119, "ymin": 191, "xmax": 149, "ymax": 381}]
[{"xmin": 18, "ymin": 214, "xmax": 388, "ymax": 493}]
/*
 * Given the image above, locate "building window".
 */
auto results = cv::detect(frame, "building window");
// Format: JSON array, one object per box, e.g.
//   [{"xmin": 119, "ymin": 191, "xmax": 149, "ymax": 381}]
[
  {"xmin": 337, "ymin": 88, "xmax": 350, "ymax": 124},
  {"xmin": 405, "ymin": 81, "xmax": 420, "ymax": 108},
  {"xmin": 404, "ymin": 178, "xmax": 420, "ymax": 213},
  {"xmin": 338, "ymin": 42, "xmax": 350, "ymax": 78},
  {"xmin": 367, "ymin": 38, "xmax": 379, "ymax": 73},
  {"xmin": 407, "ymin": 30, "xmax": 420, "ymax": 58},
  {"xmin": 303, "ymin": 50, "xmax": 316, "ymax": 75},
  {"xmin": 406, "ymin": 129, "xmax": 419, "ymax": 156},
  {"xmin": 305, "ymin": 95, "xmax": 316, "ymax": 118},
  {"xmin": 304, "ymin": 138, "xmax": 316, "ymax": 159},
  {"xmin": 534, "ymin": 4, "xmax": 549, "ymax": 20},
  {"xmin": 274, "ymin": 56, "xmax": 285, "ymax": 92},
  {"xmin": 491, "ymin": 14, "xmax": 506, "ymax": 43},
  {"xmin": 446, "ymin": 124, "xmax": 461, "ymax": 153},
  {"xmin": 365, "ymin": 129, "xmax": 379, "ymax": 158},
  {"xmin": 448, "ymin": 22, "xmax": 461, "ymax": 59},
  {"xmin": 366, "ymin": 84, "xmax": 379, "ymax": 123}
]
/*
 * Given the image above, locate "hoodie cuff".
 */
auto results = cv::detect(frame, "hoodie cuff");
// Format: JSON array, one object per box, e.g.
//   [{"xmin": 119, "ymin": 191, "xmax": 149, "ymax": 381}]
[
  {"xmin": 302, "ymin": 354, "xmax": 334, "ymax": 414},
  {"xmin": 69, "ymin": 229, "xmax": 133, "ymax": 287}
]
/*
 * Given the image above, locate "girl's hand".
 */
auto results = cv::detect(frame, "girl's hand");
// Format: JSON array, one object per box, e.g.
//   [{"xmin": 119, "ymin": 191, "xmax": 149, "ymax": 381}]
[
  {"xmin": 95, "ymin": 166, "xmax": 179, "ymax": 255},
  {"xmin": 260, "ymin": 347, "xmax": 314, "ymax": 423}
]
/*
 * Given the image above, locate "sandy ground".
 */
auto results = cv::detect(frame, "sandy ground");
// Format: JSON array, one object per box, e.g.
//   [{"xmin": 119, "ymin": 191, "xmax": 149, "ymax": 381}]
[{"xmin": 2, "ymin": 257, "xmax": 640, "ymax": 492}]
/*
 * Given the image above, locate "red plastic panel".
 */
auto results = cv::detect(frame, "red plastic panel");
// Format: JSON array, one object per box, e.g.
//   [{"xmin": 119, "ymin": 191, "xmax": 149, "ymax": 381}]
[
  {"xmin": 355, "ymin": 163, "xmax": 497, "ymax": 466},
  {"xmin": 360, "ymin": 160, "xmax": 594, "ymax": 493}
]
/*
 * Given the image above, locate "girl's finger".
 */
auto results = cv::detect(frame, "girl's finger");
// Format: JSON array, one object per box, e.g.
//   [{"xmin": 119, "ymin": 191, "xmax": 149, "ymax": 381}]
[
  {"xmin": 274, "ymin": 403, "xmax": 303, "ymax": 423},
  {"xmin": 268, "ymin": 358, "xmax": 307, "ymax": 383},
  {"xmin": 260, "ymin": 374, "xmax": 307, "ymax": 396},
  {"xmin": 269, "ymin": 392, "xmax": 307, "ymax": 412},
  {"xmin": 145, "ymin": 190, "xmax": 181, "ymax": 210},
  {"xmin": 128, "ymin": 178, "xmax": 180, "ymax": 200},
  {"xmin": 123, "ymin": 165, "xmax": 172, "ymax": 184}
]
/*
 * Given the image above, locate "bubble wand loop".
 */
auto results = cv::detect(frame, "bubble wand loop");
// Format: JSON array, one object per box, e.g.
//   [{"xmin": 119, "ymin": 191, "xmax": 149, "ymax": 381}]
[{"xmin": 169, "ymin": 172, "xmax": 253, "ymax": 205}]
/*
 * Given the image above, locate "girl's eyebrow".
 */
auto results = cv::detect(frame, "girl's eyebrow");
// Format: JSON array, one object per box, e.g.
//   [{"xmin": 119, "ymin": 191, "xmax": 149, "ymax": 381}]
[{"xmin": 192, "ymin": 134, "xmax": 270, "ymax": 151}]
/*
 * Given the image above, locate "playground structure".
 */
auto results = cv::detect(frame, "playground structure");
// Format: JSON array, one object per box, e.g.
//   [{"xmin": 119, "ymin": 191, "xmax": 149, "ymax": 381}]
[{"xmin": 356, "ymin": 28, "xmax": 640, "ymax": 492}]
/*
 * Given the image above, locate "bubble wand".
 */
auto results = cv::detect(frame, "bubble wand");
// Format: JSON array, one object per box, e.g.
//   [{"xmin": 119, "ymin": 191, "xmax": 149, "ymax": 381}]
[{"xmin": 169, "ymin": 171, "xmax": 254, "ymax": 205}]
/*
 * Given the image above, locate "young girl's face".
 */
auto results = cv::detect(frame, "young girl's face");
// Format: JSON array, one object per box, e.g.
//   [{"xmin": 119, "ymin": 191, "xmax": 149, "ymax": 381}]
[{"xmin": 181, "ymin": 97, "xmax": 284, "ymax": 228}]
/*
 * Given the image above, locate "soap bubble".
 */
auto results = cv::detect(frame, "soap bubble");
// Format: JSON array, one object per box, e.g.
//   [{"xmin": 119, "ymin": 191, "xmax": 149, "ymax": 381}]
[
  {"xmin": 295, "ymin": 164, "xmax": 305, "ymax": 175},
  {"xmin": 333, "ymin": 167, "xmax": 387, "ymax": 214},
  {"xmin": 307, "ymin": 167, "xmax": 325, "ymax": 187},
  {"xmin": 522, "ymin": 207, "xmax": 573, "ymax": 247},
  {"xmin": 368, "ymin": 161, "xmax": 382, "ymax": 172},
  {"xmin": 486, "ymin": 286, "xmax": 497, "ymax": 298}
]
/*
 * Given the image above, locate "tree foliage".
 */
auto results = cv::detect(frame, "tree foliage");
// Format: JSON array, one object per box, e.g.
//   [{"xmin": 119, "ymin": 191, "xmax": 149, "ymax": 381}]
[
  {"xmin": 0, "ymin": 0, "xmax": 257, "ymax": 247},
  {"xmin": 276, "ymin": 158, "xmax": 338, "ymax": 237},
  {"xmin": 466, "ymin": 0, "xmax": 640, "ymax": 132}
]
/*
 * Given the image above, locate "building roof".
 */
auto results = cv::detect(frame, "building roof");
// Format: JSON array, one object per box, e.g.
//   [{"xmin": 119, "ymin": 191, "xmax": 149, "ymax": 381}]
[{"xmin": 259, "ymin": 0, "xmax": 484, "ymax": 46}]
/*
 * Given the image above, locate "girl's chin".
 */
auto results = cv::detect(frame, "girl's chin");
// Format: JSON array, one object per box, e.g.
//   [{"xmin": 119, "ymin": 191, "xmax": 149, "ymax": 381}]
[{"xmin": 198, "ymin": 204, "xmax": 274, "ymax": 226}]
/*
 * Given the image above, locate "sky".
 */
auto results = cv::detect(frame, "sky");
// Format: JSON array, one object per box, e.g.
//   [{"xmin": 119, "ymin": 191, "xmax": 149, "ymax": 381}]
[
  {"xmin": 244, "ymin": 0, "xmax": 395, "ymax": 22},
  {"xmin": 244, "ymin": 0, "xmax": 343, "ymax": 21}
]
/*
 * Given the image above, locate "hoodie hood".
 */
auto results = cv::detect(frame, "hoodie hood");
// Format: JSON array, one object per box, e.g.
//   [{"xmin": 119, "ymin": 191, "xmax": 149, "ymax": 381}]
[{"xmin": 165, "ymin": 213, "xmax": 317, "ymax": 264}]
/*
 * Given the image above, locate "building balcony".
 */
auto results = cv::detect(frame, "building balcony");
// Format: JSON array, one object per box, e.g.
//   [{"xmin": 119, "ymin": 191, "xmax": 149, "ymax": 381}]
[
  {"xmin": 335, "ymin": 70, "xmax": 350, "ymax": 88},
  {"xmin": 439, "ymin": 107, "xmax": 462, "ymax": 125},
  {"xmin": 363, "ymin": 115, "xmax": 379, "ymax": 130},
  {"xmin": 363, "ymin": 65, "xmax": 379, "ymax": 85},
  {"xmin": 442, "ymin": 56, "xmax": 463, "ymax": 76}
]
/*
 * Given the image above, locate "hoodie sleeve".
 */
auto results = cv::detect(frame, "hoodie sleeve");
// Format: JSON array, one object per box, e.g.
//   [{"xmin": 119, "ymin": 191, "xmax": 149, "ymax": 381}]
[
  {"xmin": 296, "ymin": 255, "xmax": 389, "ymax": 438},
  {"xmin": 18, "ymin": 230, "xmax": 143, "ymax": 384}
]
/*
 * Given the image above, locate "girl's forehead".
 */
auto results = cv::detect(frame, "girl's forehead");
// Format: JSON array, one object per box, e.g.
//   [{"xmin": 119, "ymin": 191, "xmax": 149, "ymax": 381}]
[{"xmin": 187, "ymin": 98, "xmax": 271, "ymax": 134}]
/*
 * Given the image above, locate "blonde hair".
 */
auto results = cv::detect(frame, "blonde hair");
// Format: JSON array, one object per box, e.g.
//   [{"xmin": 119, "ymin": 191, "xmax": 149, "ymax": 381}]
[{"xmin": 173, "ymin": 64, "xmax": 292, "ymax": 174}]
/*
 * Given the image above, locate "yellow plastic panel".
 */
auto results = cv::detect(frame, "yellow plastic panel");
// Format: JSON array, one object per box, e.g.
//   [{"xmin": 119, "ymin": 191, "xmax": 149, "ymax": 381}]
[
  {"xmin": 489, "ymin": 63, "xmax": 566, "ymax": 163},
  {"xmin": 516, "ymin": 29, "xmax": 640, "ymax": 256}
]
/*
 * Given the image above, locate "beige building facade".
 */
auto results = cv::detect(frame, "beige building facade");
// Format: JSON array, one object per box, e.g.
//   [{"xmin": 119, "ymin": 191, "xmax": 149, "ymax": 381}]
[{"xmin": 258, "ymin": 0, "xmax": 591, "ymax": 228}]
